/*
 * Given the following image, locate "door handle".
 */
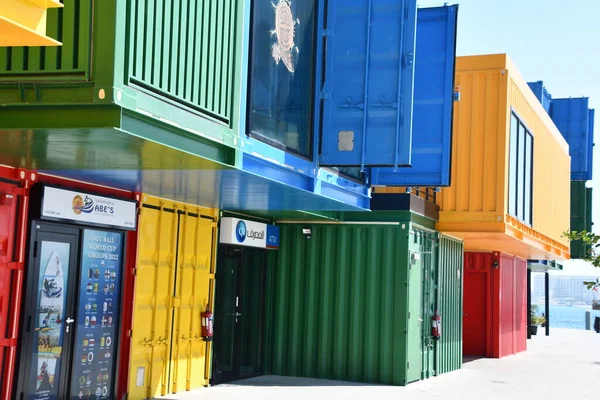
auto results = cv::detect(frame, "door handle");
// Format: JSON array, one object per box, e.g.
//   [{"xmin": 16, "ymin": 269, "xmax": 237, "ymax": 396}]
[{"xmin": 66, "ymin": 317, "xmax": 74, "ymax": 324}]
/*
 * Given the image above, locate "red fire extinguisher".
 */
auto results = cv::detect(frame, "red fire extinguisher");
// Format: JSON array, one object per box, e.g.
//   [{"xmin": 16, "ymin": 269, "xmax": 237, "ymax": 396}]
[
  {"xmin": 432, "ymin": 311, "xmax": 442, "ymax": 340},
  {"xmin": 201, "ymin": 307, "xmax": 214, "ymax": 342}
]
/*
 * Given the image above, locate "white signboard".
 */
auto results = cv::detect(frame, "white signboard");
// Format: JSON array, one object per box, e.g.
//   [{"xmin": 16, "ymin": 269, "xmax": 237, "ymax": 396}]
[
  {"xmin": 219, "ymin": 217, "xmax": 280, "ymax": 249},
  {"xmin": 41, "ymin": 186, "xmax": 137, "ymax": 230}
]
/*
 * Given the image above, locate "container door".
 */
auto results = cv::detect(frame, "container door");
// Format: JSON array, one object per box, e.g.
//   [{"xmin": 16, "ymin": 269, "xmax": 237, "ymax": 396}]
[
  {"xmin": 16, "ymin": 223, "xmax": 80, "ymax": 400},
  {"xmin": 128, "ymin": 198, "xmax": 217, "ymax": 399},
  {"xmin": 0, "ymin": 179, "xmax": 18, "ymax": 385},
  {"xmin": 170, "ymin": 212, "xmax": 216, "ymax": 392},
  {"xmin": 371, "ymin": 5, "xmax": 458, "ymax": 186},
  {"xmin": 69, "ymin": 229, "xmax": 124, "ymax": 399},
  {"xmin": 212, "ymin": 250, "xmax": 242, "ymax": 384},
  {"xmin": 406, "ymin": 251, "xmax": 423, "ymax": 383},
  {"xmin": 127, "ymin": 205, "xmax": 178, "ymax": 400},
  {"xmin": 463, "ymin": 272, "xmax": 487, "ymax": 357},
  {"xmin": 319, "ymin": 0, "xmax": 417, "ymax": 167},
  {"xmin": 238, "ymin": 249, "xmax": 266, "ymax": 378}
]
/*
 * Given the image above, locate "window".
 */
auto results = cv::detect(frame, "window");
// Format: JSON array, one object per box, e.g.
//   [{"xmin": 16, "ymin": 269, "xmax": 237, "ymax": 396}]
[
  {"xmin": 508, "ymin": 112, "xmax": 533, "ymax": 225},
  {"xmin": 247, "ymin": 0, "xmax": 317, "ymax": 159}
]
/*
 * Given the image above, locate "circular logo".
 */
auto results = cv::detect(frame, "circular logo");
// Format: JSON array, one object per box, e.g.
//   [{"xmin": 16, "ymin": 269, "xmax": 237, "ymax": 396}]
[
  {"xmin": 72, "ymin": 195, "xmax": 84, "ymax": 215},
  {"xmin": 236, "ymin": 221, "xmax": 247, "ymax": 243}
]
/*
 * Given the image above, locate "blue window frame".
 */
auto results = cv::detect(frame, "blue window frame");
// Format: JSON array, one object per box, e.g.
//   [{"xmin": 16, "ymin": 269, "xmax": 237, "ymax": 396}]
[{"xmin": 247, "ymin": 0, "xmax": 317, "ymax": 159}]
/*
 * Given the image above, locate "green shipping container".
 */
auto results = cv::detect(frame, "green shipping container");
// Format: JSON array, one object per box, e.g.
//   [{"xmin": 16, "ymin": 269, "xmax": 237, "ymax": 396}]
[
  {"xmin": 0, "ymin": 0, "xmax": 245, "ymax": 150},
  {"xmin": 265, "ymin": 212, "xmax": 464, "ymax": 386},
  {"xmin": 570, "ymin": 181, "xmax": 593, "ymax": 259}
]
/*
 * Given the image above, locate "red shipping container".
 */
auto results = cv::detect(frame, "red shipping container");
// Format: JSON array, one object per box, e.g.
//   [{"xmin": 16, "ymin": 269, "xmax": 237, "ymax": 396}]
[{"xmin": 463, "ymin": 252, "xmax": 527, "ymax": 358}]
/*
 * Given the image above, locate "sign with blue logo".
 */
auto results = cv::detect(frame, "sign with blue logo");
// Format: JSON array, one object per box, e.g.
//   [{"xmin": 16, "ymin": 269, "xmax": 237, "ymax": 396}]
[
  {"xmin": 220, "ymin": 218, "xmax": 280, "ymax": 250},
  {"xmin": 41, "ymin": 186, "xmax": 137, "ymax": 230}
]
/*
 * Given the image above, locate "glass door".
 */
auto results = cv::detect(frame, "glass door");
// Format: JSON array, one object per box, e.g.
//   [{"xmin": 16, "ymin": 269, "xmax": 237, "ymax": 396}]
[
  {"xmin": 69, "ymin": 229, "xmax": 124, "ymax": 399},
  {"xmin": 212, "ymin": 247, "xmax": 267, "ymax": 384},
  {"xmin": 212, "ymin": 250, "xmax": 242, "ymax": 384},
  {"xmin": 17, "ymin": 223, "xmax": 80, "ymax": 400},
  {"xmin": 238, "ymin": 248, "xmax": 266, "ymax": 378}
]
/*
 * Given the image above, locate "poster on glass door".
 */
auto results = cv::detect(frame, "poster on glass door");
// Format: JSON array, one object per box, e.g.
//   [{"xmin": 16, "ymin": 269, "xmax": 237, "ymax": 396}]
[
  {"xmin": 71, "ymin": 230, "xmax": 123, "ymax": 399},
  {"xmin": 28, "ymin": 241, "xmax": 71, "ymax": 400}
]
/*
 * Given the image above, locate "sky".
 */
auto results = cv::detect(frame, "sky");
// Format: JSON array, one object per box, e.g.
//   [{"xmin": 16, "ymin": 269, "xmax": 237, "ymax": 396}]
[{"xmin": 417, "ymin": 0, "xmax": 600, "ymax": 276}]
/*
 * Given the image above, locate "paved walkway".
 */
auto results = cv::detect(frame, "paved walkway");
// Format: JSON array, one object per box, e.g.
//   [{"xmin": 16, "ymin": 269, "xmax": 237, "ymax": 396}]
[{"xmin": 157, "ymin": 328, "xmax": 600, "ymax": 400}]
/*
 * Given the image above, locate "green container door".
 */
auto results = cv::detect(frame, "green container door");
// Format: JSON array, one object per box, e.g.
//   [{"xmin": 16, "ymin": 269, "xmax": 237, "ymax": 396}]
[
  {"xmin": 435, "ymin": 234, "xmax": 464, "ymax": 376},
  {"xmin": 407, "ymin": 229, "xmax": 437, "ymax": 383}
]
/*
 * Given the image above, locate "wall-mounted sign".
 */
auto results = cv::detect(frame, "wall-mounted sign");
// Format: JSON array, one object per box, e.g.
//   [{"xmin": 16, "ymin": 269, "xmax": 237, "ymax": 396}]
[
  {"xmin": 41, "ymin": 186, "xmax": 137, "ymax": 231},
  {"xmin": 220, "ymin": 217, "xmax": 279, "ymax": 249}
]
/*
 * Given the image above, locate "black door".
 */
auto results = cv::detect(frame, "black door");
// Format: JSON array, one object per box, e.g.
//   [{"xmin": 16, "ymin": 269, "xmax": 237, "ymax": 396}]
[
  {"xmin": 17, "ymin": 222, "xmax": 80, "ymax": 400},
  {"xmin": 212, "ymin": 247, "xmax": 266, "ymax": 384}
]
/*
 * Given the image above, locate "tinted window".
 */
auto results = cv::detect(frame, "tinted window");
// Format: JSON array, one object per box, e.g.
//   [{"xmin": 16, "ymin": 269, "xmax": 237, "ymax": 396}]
[
  {"xmin": 247, "ymin": 0, "xmax": 317, "ymax": 158},
  {"xmin": 508, "ymin": 114, "xmax": 519, "ymax": 216},
  {"xmin": 508, "ymin": 113, "xmax": 533, "ymax": 225}
]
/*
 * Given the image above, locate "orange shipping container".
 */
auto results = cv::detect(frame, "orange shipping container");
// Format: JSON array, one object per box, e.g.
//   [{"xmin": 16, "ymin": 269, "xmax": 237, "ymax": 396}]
[{"xmin": 436, "ymin": 54, "xmax": 570, "ymax": 260}]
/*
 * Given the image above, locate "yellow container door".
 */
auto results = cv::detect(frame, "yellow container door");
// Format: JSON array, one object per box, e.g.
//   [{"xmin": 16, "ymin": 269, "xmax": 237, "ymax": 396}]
[
  {"xmin": 170, "ymin": 211, "xmax": 217, "ymax": 392},
  {"xmin": 128, "ymin": 196, "xmax": 217, "ymax": 399}
]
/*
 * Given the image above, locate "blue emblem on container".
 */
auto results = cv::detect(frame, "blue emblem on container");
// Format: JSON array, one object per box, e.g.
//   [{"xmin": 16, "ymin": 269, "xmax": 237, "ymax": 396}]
[{"xmin": 236, "ymin": 220, "xmax": 247, "ymax": 243}]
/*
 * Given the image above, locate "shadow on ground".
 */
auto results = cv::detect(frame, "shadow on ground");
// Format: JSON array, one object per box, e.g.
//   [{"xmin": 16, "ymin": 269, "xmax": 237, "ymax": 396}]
[{"xmin": 220, "ymin": 376, "xmax": 383, "ymax": 387}]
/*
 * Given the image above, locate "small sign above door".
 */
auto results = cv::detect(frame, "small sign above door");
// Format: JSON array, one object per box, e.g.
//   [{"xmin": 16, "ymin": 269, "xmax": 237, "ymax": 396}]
[
  {"xmin": 220, "ymin": 217, "xmax": 279, "ymax": 250},
  {"xmin": 41, "ymin": 186, "xmax": 137, "ymax": 230}
]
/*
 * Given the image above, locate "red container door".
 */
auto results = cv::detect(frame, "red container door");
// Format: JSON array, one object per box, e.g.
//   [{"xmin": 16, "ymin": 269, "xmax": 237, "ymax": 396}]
[
  {"xmin": 463, "ymin": 271, "xmax": 488, "ymax": 356},
  {"xmin": 514, "ymin": 258, "xmax": 527, "ymax": 353},
  {"xmin": 499, "ymin": 254, "xmax": 515, "ymax": 357},
  {"xmin": 0, "ymin": 179, "xmax": 18, "ymax": 388}
]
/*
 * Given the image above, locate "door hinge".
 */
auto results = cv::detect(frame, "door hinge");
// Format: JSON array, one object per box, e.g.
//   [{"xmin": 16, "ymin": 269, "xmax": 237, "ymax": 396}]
[
  {"xmin": 127, "ymin": 330, "xmax": 133, "ymax": 337},
  {"xmin": 408, "ymin": 312, "xmax": 411, "ymax": 319},
  {"xmin": 407, "ymin": 362, "xmax": 410, "ymax": 369},
  {"xmin": 322, "ymin": 28, "xmax": 333, "ymax": 36},
  {"xmin": 32, "ymin": 241, "xmax": 38, "ymax": 258}
]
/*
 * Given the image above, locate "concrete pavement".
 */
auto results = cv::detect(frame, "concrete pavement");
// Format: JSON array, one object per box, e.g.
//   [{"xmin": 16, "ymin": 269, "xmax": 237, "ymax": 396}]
[{"xmin": 157, "ymin": 328, "xmax": 600, "ymax": 400}]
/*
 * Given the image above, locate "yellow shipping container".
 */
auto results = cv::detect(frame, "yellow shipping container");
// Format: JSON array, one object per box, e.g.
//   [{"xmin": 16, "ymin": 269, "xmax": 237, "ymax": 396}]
[
  {"xmin": 436, "ymin": 54, "xmax": 570, "ymax": 260},
  {"xmin": 128, "ymin": 195, "xmax": 218, "ymax": 399}
]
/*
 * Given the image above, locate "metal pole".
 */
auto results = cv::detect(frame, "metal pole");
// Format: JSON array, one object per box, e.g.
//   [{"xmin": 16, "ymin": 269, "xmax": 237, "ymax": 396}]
[
  {"xmin": 585, "ymin": 310, "xmax": 592, "ymax": 330},
  {"xmin": 545, "ymin": 272, "xmax": 550, "ymax": 336},
  {"xmin": 527, "ymin": 269, "xmax": 532, "ymax": 339}
]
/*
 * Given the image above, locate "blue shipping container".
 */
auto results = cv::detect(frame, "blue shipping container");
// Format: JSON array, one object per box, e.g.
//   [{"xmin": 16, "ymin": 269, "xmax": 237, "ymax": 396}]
[
  {"xmin": 527, "ymin": 81, "xmax": 552, "ymax": 115},
  {"xmin": 551, "ymin": 97, "xmax": 594, "ymax": 181},
  {"xmin": 319, "ymin": 0, "xmax": 418, "ymax": 168},
  {"xmin": 370, "ymin": 4, "xmax": 458, "ymax": 186}
]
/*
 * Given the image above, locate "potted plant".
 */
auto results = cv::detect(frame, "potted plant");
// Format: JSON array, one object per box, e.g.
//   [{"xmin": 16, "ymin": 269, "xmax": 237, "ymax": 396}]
[{"xmin": 529, "ymin": 304, "xmax": 547, "ymax": 335}]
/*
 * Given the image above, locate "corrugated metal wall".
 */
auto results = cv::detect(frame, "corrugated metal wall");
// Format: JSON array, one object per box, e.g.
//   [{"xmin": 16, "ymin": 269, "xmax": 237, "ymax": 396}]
[
  {"xmin": 505, "ymin": 57, "xmax": 570, "ymax": 248},
  {"xmin": 570, "ymin": 182, "xmax": 594, "ymax": 259},
  {"xmin": 435, "ymin": 235, "xmax": 464, "ymax": 375},
  {"xmin": 126, "ymin": 0, "xmax": 239, "ymax": 123},
  {"xmin": 0, "ymin": 0, "xmax": 93, "ymax": 79},
  {"xmin": 268, "ymin": 224, "xmax": 409, "ymax": 385},
  {"xmin": 437, "ymin": 57, "xmax": 507, "ymax": 216},
  {"xmin": 437, "ymin": 54, "xmax": 570, "ymax": 257},
  {"xmin": 463, "ymin": 252, "xmax": 527, "ymax": 359},
  {"xmin": 267, "ymin": 222, "xmax": 451, "ymax": 386},
  {"xmin": 498, "ymin": 254, "xmax": 515, "ymax": 357},
  {"xmin": 514, "ymin": 258, "xmax": 527, "ymax": 354},
  {"xmin": 463, "ymin": 252, "xmax": 493, "ymax": 357},
  {"xmin": 550, "ymin": 97, "xmax": 594, "ymax": 181},
  {"xmin": 128, "ymin": 195, "xmax": 218, "ymax": 399}
]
